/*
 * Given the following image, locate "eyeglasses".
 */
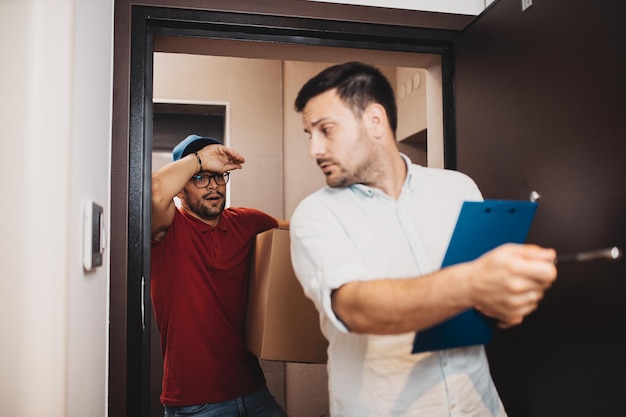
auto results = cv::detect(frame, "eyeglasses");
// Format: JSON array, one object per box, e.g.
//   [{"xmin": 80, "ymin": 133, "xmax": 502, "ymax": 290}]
[{"xmin": 191, "ymin": 172, "xmax": 230, "ymax": 188}]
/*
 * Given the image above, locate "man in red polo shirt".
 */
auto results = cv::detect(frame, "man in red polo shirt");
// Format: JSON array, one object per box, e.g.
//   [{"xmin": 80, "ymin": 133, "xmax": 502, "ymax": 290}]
[{"xmin": 151, "ymin": 134, "xmax": 289, "ymax": 417}]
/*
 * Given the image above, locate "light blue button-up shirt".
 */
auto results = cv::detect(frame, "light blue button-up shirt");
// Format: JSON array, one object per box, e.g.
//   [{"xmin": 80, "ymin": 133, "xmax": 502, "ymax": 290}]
[{"xmin": 290, "ymin": 155, "xmax": 507, "ymax": 417}]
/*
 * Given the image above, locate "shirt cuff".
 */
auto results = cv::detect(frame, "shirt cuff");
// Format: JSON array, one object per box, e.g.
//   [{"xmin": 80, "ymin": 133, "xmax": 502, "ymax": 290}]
[{"xmin": 319, "ymin": 263, "xmax": 370, "ymax": 334}]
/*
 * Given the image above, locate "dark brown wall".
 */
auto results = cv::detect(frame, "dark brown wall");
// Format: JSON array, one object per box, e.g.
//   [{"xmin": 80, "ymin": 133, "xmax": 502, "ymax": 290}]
[{"xmin": 455, "ymin": 1, "xmax": 626, "ymax": 416}]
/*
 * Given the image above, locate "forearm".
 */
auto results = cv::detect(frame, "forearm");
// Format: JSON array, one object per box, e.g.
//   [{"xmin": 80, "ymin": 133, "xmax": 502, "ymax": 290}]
[
  {"xmin": 151, "ymin": 154, "xmax": 199, "ymax": 238},
  {"xmin": 332, "ymin": 244, "xmax": 558, "ymax": 334},
  {"xmin": 332, "ymin": 263, "xmax": 473, "ymax": 335},
  {"xmin": 152, "ymin": 154, "xmax": 199, "ymax": 205}
]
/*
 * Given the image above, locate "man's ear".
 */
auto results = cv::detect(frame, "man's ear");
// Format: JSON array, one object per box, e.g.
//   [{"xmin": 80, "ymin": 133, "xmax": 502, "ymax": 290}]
[{"xmin": 364, "ymin": 103, "xmax": 387, "ymax": 139}]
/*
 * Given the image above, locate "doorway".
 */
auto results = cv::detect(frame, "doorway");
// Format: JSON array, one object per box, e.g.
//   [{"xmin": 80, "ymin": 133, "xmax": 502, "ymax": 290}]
[
  {"xmin": 111, "ymin": 5, "xmax": 465, "ymax": 417},
  {"xmin": 150, "ymin": 51, "xmax": 436, "ymax": 415}
]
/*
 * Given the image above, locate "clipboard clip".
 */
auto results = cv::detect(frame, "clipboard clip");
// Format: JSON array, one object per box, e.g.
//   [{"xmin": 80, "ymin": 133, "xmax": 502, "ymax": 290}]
[{"xmin": 529, "ymin": 191, "xmax": 541, "ymax": 202}]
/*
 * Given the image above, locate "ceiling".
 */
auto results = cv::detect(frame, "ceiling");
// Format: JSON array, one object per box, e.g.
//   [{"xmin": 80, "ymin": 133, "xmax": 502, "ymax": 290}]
[{"xmin": 305, "ymin": 0, "xmax": 490, "ymax": 15}]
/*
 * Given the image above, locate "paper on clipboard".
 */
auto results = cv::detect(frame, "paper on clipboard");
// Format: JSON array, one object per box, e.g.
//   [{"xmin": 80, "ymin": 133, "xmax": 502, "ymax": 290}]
[{"xmin": 411, "ymin": 199, "xmax": 538, "ymax": 354}]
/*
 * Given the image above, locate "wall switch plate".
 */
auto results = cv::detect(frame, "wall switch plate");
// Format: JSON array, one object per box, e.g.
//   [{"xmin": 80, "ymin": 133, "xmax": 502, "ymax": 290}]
[
  {"xmin": 83, "ymin": 199, "xmax": 105, "ymax": 271},
  {"xmin": 522, "ymin": 0, "xmax": 532, "ymax": 11}
]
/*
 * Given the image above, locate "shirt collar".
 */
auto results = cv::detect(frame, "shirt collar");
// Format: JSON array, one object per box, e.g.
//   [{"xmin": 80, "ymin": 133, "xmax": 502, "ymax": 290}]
[
  {"xmin": 399, "ymin": 153, "xmax": 416, "ymax": 193},
  {"xmin": 349, "ymin": 153, "xmax": 415, "ymax": 197},
  {"xmin": 179, "ymin": 207, "xmax": 229, "ymax": 232}
]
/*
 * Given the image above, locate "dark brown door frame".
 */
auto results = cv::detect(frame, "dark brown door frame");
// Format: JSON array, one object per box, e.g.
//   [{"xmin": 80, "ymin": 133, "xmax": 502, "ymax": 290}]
[{"xmin": 121, "ymin": 5, "xmax": 462, "ymax": 416}]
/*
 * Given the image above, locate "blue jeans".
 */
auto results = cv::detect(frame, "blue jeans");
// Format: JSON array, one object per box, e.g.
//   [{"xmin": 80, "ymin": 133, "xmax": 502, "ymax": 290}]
[{"xmin": 163, "ymin": 386, "xmax": 288, "ymax": 417}]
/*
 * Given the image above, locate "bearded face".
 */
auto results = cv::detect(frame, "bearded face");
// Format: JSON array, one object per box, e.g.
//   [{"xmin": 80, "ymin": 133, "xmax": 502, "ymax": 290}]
[{"xmin": 179, "ymin": 181, "xmax": 226, "ymax": 222}]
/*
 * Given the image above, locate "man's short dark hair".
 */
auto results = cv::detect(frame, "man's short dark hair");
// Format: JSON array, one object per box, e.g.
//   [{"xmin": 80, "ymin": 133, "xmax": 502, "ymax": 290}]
[{"xmin": 294, "ymin": 61, "xmax": 398, "ymax": 135}]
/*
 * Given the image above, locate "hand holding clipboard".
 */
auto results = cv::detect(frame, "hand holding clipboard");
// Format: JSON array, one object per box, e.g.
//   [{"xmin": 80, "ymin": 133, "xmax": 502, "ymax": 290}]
[
  {"xmin": 412, "ymin": 199, "xmax": 540, "ymax": 354},
  {"xmin": 412, "ymin": 198, "xmax": 622, "ymax": 354}
]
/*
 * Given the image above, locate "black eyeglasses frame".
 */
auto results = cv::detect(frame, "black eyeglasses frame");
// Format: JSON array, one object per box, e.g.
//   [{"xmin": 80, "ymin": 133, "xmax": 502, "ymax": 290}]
[{"xmin": 191, "ymin": 172, "xmax": 230, "ymax": 188}]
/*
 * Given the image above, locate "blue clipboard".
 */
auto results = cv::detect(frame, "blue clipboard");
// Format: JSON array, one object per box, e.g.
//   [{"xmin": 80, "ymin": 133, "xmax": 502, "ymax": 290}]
[{"xmin": 411, "ymin": 199, "xmax": 538, "ymax": 354}]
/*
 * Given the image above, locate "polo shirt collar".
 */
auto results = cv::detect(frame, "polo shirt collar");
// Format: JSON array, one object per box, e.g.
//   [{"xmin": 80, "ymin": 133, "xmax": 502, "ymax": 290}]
[{"xmin": 179, "ymin": 208, "xmax": 229, "ymax": 232}]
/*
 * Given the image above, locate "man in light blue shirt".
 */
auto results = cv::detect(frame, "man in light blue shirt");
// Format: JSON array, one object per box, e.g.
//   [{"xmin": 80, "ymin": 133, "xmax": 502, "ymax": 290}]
[{"xmin": 289, "ymin": 61, "xmax": 557, "ymax": 417}]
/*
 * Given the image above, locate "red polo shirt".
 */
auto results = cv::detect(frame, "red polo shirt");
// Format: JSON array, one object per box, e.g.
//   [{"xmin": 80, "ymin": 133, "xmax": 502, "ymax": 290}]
[{"xmin": 151, "ymin": 207, "xmax": 278, "ymax": 406}]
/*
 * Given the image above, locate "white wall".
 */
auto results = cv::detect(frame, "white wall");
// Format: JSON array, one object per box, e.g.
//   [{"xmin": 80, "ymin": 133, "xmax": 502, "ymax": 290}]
[
  {"xmin": 153, "ymin": 54, "xmax": 285, "ymax": 218},
  {"xmin": 306, "ymin": 0, "xmax": 490, "ymax": 15},
  {"xmin": 0, "ymin": 0, "xmax": 114, "ymax": 416}
]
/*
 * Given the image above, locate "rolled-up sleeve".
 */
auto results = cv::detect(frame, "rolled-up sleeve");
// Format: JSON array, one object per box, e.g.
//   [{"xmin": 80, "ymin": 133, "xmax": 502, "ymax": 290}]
[{"xmin": 290, "ymin": 191, "xmax": 371, "ymax": 334}]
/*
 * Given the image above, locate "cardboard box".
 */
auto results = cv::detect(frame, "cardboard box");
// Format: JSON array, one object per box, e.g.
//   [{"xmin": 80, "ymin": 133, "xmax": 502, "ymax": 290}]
[{"xmin": 247, "ymin": 228, "xmax": 328, "ymax": 363}]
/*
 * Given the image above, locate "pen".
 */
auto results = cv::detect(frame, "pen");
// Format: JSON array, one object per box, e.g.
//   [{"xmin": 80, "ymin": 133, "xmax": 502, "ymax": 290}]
[{"xmin": 556, "ymin": 246, "xmax": 622, "ymax": 264}]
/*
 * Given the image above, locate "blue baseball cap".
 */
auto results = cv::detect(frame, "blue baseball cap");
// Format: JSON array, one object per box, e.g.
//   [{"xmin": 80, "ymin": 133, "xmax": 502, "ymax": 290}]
[{"xmin": 172, "ymin": 134, "xmax": 222, "ymax": 161}]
